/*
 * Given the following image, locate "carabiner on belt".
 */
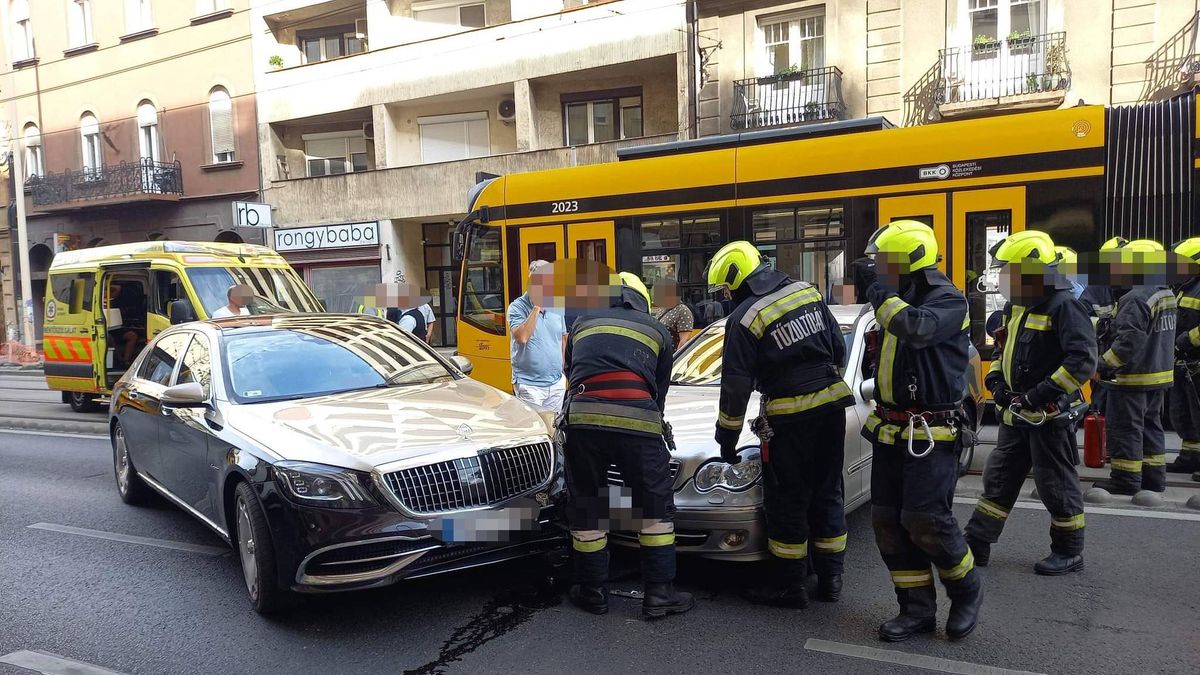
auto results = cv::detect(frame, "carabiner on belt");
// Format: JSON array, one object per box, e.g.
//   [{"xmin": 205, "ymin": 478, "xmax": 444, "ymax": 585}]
[{"xmin": 907, "ymin": 412, "xmax": 936, "ymax": 459}]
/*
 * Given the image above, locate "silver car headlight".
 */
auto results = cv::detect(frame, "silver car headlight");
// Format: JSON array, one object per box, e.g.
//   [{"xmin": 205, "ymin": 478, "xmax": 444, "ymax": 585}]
[
  {"xmin": 693, "ymin": 446, "xmax": 762, "ymax": 493},
  {"xmin": 274, "ymin": 461, "xmax": 378, "ymax": 509}
]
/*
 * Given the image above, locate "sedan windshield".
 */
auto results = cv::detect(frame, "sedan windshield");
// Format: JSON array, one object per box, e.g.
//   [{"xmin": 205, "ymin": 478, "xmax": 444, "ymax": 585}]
[
  {"xmin": 224, "ymin": 326, "xmax": 453, "ymax": 403},
  {"xmin": 187, "ymin": 267, "xmax": 322, "ymax": 316},
  {"xmin": 671, "ymin": 321, "xmax": 854, "ymax": 386}
]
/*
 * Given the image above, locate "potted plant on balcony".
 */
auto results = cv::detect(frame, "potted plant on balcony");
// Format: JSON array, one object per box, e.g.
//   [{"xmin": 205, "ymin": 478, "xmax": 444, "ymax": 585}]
[
  {"xmin": 1042, "ymin": 42, "xmax": 1067, "ymax": 90},
  {"xmin": 803, "ymin": 101, "xmax": 822, "ymax": 121},
  {"xmin": 973, "ymin": 34, "xmax": 1000, "ymax": 52},
  {"xmin": 268, "ymin": 55, "xmax": 284, "ymax": 70},
  {"xmin": 1026, "ymin": 72, "xmax": 1041, "ymax": 93},
  {"xmin": 1007, "ymin": 30, "xmax": 1035, "ymax": 50}
]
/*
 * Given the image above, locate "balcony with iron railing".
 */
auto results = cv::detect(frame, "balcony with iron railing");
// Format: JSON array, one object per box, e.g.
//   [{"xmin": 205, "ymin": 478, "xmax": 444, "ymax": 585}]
[
  {"xmin": 29, "ymin": 159, "xmax": 183, "ymax": 210},
  {"xmin": 1142, "ymin": 11, "xmax": 1200, "ymax": 102},
  {"xmin": 936, "ymin": 31, "xmax": 1069, "ymax": 119},
  {"xmin": 730, "ymin": 66, "xmax": 846, "ymax": 131}
]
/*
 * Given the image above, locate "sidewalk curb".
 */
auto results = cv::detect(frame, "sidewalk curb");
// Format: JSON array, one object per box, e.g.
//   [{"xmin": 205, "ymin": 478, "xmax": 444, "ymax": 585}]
[{"xmin": 0, "ymin": 416, "xmax": 108, "ymax": 436}]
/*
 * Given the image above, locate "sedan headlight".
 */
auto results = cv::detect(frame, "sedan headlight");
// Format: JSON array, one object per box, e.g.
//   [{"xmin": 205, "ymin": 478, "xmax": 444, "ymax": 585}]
[
  {"xmin": 693, "ymin": 446, "xmax": 762, "ymax": 493},
  {"xmin": 273, "ymin": 461, "xmax": 377, "ymax": 509}
]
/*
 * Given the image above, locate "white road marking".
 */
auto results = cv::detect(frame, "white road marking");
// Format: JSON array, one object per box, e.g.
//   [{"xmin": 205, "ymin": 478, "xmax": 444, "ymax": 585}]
[
  {"xmin": 0, "ymin": 650, "xmax": 127, "ymax": 675},
  {"xmin": 953, "ymin": 497, "xmax": 1200, "ymax": 522},
  {"xmin": 804, "ymin": 639, "xmax": 1046, "ymax": 675},
  {"xmin": 27, "ymin": 523, "xmax": 229, "ymax": 556},
  {"xmin": 0, "ymin": 429, "xmax": 107, "ymax": 440}
]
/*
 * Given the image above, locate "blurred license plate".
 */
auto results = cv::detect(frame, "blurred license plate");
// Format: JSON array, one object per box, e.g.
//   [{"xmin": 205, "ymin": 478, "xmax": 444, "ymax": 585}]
[{"xmin": 429, "ymin": 498, "xmax": 543, "ymax": 543}]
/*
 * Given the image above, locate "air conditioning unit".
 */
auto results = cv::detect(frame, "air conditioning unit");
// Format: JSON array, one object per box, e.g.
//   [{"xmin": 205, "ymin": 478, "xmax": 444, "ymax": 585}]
[
  {"xmin": 355, "ymin": 18, "xmax": 368, "ymax": 39},
  {"xmin": 363, "ymin": 122, "xmax": 375, "ymax": 141},
  {"xmin": 497, "ymin": 98, "xmax": 517, "ymax": 122}
]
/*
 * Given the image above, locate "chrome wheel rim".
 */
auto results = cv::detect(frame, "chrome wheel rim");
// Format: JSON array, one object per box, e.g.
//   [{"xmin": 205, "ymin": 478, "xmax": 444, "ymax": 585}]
[
  {"xmin": 236, "ymin": 497, "xmax": 259, "ymax": 601},
  {"xmin": 114, "ymin": 426, "xmax": 130, "ymax": 494}
]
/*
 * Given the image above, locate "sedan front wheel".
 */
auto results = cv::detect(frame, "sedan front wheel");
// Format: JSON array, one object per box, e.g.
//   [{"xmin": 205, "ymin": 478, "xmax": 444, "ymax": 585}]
[
  {"xmin": 112, "ymin": 421, "xmax": 151, "ymax": 505},
  {"xmin": 233, "ymin": 481, "xmax": 295, "ymax": 614}
]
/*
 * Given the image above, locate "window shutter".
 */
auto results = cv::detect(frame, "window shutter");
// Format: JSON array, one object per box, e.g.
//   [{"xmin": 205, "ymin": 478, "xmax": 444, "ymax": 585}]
[{"xmin": 209, "ymin": 95, "xmax": 235, "ymax": 157}]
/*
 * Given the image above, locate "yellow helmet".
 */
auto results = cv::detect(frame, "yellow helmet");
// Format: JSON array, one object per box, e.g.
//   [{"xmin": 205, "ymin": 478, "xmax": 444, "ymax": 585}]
[
  {"xmin": 1124, "ymin": 239, "xmax": 1164, "ymax": 253},
  {"xmin": 618, "ymin": 271, "xmax": 651, "ymax": 310},
  {"xmin": 1174, "ymin": 237, "xmax": 1200, "ymax": 262},
  {"xmin": 989, "ymin": 230, "xmax": 1057, "ymax": 267},
  {"xmin": 1055, "ymin": 246, "xmax": 1077, "ymax": 264},
  {"xmin": 707, "ymin": 241, "xmax": 763, "ymax": 291},
  {"xmin": 865, "ymin": 220, "xmax": 938, "ymax": 271},
  {"xmin": 1100, "ymin": 236, "xmax": 1129, "ymax": 251}
]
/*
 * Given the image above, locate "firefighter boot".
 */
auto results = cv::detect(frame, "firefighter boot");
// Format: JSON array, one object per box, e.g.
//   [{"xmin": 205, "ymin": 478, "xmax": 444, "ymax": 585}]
[
  {"xmin": 743, "ymin": 557, "xmax": 810, "ymax": 608},
  {"xmin": 640, "ymin": 541, "xmax": 693, "ymax": 619},
  {"xmin": 965, "ymin": 535, "xmax": 991, "ymax": 567},
  {"xmin": 1167, "ymin": 455, "xmax": 1200, "ymax": 473},
  {"xmin": 945, "ymin": 571, "xmax": 983, "ymax": 641},
  {"xmin": 878, "ymin": 586, "xmax": 937, "ymax": 642},
  {"xmin": 1091, "ymin": 479, "xmax": 1138, "ymax": 496},
  {"xmin": 816, "ymin": 574, "xmax": 843, "ymax": 603},
  {"xmin": 1034, "ymin": 552, "xmax": 1084, "ymax": 576},
  {"xmin": 568, "ymin": 546, "xmax": 609, "ymax": 615}
]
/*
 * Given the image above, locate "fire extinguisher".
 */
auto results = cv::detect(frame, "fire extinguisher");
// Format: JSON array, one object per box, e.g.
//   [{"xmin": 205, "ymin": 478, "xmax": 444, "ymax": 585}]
[{"xmin": 1083, "ymin": 413, "xmax": 1107, "ymax": 468}]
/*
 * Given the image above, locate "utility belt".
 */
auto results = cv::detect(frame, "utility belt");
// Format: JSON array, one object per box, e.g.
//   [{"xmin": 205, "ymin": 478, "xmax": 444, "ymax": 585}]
[
  {"xmin": 577, "ymin": 371, "xmax": 652, "ymax": 401},
  {"xmin": 873, "ymin": 403, "xmax": 966, "ymax": 459},
  {"xmin": 1000, "ymin": 397, "xmax": 1089, "ymax": 429}
]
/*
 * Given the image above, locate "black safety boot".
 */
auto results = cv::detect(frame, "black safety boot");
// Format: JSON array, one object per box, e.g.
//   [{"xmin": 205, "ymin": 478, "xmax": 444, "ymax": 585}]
[
  {"xmin": 568, "ymin": 584, "xmax": 609, "ymax": 615},
  {"xmin": 1166, "ymin": 455, "xmax": 1200, "ymax": 474},
  {"xmin": 965, "ymin": 536, "xmax": 991, "ymax": 567},
  {"xmin": 1034, "ymin": 552, "xmax": 1084, "ymax": 576},
  {"xmin": 878, "ymin": 586, "xmax": 936, "ymax": 642},
  {"xmin": 743, "ymin": 557, "xmax": 809, "ymax": 608},
  {"xmin": 1091, "ymin": 479, "xmax": 1138, "ymax": 496},
  {"xmin": 945, "ymin": 576, "xmax": 983, "ymax": 641},
  {"xmin": 816, "ymin": 574, "xmax": 843, "ymax": 603},
  {"xmin": 642, "ymin": 582, "xmax": 694, "ymax": 619}
]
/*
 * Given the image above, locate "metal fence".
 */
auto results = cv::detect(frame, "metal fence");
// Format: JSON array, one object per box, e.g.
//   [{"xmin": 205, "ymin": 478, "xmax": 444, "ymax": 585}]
[
  {"xmin": 30, "ymin": 159, "xmax": 183, "ymax": 206},
  {"xmin": 731, "ymin": 66, "xmax": 846, "ymax": 131},
  {"xmin": 1141, "ymin": 12, "xmax": 1200, "ymax": 102},
  {"xmin": 938, "ymin": 32, "xmax": 1069, "ymax": 105}
]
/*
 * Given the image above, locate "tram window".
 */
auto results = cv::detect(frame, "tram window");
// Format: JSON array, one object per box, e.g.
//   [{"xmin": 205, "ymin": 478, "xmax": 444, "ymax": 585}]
[
  {"xmin": 641, "ymin": 218, "xmax": 681, "ymax": 248},
  {"xmin": 753, "ymin": 208, "xmax": 793, "ymax": 242},
  {"xmin": 462, "ymin": 226, "xmax": 506, "ymax": 335},
  {"xmin": 966, "ymin": 210, "xmax": 1011, "ymax": 361},
  {"xmin": 528, "ymin": 242, "xmax": 557, "ymax": 263},
  {"xmin": 890, "ymin": 214, "xmax": 934, "ymax": 227},
  {"xmin": 681, "ymin": 215, "xmax": 721, "ymax": 247},
  {"xmin": 799, "ymin": 206, "xmax": 844, "ymax": 238},
  {"xmin": 576, "ymin": 239, "xmax": 608, "ymax": 264}
]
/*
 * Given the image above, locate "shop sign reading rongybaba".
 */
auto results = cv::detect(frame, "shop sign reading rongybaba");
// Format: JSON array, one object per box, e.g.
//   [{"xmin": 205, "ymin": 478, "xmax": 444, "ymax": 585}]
[{"xmin": 273, "ymin": 222, "xmax": 380, "ymax": 252}]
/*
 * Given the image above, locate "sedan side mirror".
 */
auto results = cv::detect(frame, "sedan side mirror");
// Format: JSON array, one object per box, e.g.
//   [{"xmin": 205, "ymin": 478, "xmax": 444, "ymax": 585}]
[
  {"xmin": 859, "ymin": 378, "xmax": 876, "ymax": 401},
  {"xmin": 161, "ymin": 381, "xmax": 207, "ymax": 406},
  {"xmin": 451, "ymin": 354, "xmax": 474, "ymax": 376},
  {"xmin": 168, "ymin": 299, "xmax": 197, "ymax": 325}
]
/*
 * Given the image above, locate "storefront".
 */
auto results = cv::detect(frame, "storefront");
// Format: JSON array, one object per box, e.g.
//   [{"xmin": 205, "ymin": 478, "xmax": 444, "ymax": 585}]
[
  {"xmin": 421, "ymin": 222, "xmax": 458, "ymax": 348},
  {"xmin": 273, "ymin": 221, "xmax": 382, "ymax": 313}
]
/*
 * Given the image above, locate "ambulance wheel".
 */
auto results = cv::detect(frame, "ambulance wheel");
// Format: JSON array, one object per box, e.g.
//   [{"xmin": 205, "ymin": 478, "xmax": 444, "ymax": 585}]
[{"xmin": 68, "ymin": 391, "xmax": 100, "ymax": 413}]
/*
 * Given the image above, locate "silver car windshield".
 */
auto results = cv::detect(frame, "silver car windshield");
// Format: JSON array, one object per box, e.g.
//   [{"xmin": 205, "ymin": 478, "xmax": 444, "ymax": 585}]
[
  {"xmin": 187, "ymin": 266, "xmax": 322, "ymax": 316},
  {"xmin": 670, "ymin": 320, "xmax": 854, "ymax": 386},
  {"xmin": 223, "ymin": 328, "xmax": 453, "ymax": 403}
]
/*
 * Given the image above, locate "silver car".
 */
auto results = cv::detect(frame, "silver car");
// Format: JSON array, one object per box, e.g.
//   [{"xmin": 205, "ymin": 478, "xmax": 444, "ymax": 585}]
[{"xmin": 109, "ymin": 314, "xmax": 564, "ymax": 613}]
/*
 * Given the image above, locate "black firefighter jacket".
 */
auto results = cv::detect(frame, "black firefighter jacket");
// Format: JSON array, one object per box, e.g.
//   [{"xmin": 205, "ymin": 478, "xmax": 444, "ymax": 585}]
[
  {"xmin": 1177, "ymin": 277, "xmax": 1200, "ymax": 360},
  {"xmin": 1099, "ymin": 285, "xmax": 1177, "ymax": 390}
]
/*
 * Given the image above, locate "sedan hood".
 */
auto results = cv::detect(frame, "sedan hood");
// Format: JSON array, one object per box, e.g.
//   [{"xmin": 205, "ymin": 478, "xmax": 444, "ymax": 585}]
[
  {"xmin": 663, "ymin": 385, "xmax": 759, "ymax": 457},
  {"xmin": 224, "ymin": 378, "xmax": 549, "ymax": 471}
]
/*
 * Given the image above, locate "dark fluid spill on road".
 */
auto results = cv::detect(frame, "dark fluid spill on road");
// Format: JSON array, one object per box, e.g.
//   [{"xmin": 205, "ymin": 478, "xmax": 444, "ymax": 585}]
[{"xmin": 404, "ymin": 571, "xmax": 564, "ymax": 675}]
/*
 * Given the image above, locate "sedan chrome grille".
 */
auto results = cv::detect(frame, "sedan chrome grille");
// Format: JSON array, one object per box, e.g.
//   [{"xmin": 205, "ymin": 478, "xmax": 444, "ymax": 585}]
[
  {"xmin": 383, "ymin": 441, "xmax": 554, "ymax": 514},
  {"xmin": 607, "ymin": 460, "xmax": 681, "ymax": 488}
]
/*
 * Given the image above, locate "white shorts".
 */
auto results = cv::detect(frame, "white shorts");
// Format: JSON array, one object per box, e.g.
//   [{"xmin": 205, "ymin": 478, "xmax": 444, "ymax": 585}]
[{"xmin": 513, "ymin": 378, "xmax": 567, "ymax": 413}]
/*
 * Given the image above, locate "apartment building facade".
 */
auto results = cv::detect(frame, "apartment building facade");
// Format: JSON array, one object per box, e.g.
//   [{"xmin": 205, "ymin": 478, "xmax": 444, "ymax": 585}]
[{"xmin": 0, "ymin": 0, "xmax": 262, "ymax": 344}]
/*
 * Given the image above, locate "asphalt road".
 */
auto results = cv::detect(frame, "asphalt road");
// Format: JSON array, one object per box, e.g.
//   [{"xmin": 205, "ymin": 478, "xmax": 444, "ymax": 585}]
[
  {"xmin": 0, "ymin": 374, "xmax": 107, "ymax": 435},
  {"xmin": 1, "ymin": 431, "xmax": 1198, "ymax": 675}
]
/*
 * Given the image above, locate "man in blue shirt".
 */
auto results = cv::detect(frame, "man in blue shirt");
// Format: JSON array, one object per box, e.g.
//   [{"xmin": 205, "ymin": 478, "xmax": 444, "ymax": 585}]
[{"xmin": 508, "ymin": 260, "xmax": 568, "ymax": 412}]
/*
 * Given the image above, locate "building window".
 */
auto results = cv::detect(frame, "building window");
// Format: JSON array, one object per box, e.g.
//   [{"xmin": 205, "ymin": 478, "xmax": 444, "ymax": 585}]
[
  {"xmin": 11, "ymin": 0, "xmax": 34, "ymax": 62},
  {"xmin": 760, "ymin": 9, "xmax": 825, "ymax": 76},
  {"xmin": 23, "ymin": 123, "xmax": 43, "ymax": 179},
  {"xmin": 138, "ymin": 101, "xmax": 160, "ymax": 163},
  {"xmin": 208, "ymin": 87, "xmax": 235, "ymax": 163},
  {"xmin": 195, "ymin": 0, "xmax": 228, "ymax": 15},
  {"xmin": 68, "ymin": 0, "xmax": 94, "ymax": 47},
  {"xmin": 563, "ymin": 92, "xmax": 643, "ymax": 146},
  {"xmin": 966, "ymin": 0, "xmax": 1042, "ymax": 43},
  {"xmin": 413, "ymin": 1, "xmax": 486, "ymax": 28},
  {"xmin": 299, "ymin": 25, "xmax": 366, "ymax": 64},
  {"xmin": 80, "ymin": 113, "xmax": 102, "ymax": 176},
  {"xmin": 303, "ymin": 132, "xmax": 369, "ymax": 177},
  {"xmin": 418, "ymin": 112, "xmax": 490, "ymax": 163},
  {"xmin": 124, "ymin": 0, "xmax": 154, "ymax": 34}
]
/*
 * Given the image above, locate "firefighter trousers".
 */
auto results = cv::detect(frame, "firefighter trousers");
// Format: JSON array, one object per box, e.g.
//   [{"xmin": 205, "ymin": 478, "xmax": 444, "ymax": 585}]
[
  {"xmin": 1107, "ymin": 388, "xmax": 1167, "ymax": 492},
  {"xmin": 762, "ymin": 409, "xmax": 848, "ymax": 577},
  {"xmin": 965, "ymin": 423, "xmax": 1085, "ymax": 556},
  {"xmin": 563, "ymin": 428, "xmax": 677, "ymax": 585},
  {"xmin": 1169, "ymin": 363, "xmax": 1200, "ymax": 466},
  {"xmin": 871, "ymin": 437, "xmax": 979, "ymax": 617}
]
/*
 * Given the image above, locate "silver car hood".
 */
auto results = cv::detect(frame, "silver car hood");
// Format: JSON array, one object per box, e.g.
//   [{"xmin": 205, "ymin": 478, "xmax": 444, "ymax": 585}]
[
  {"xmin": 224, "ymin": 378, "xmax": 549, "ymax": 472},
  {"xmin": 663, "ymin": 384, "xmax": 759, "ymax": 462}
]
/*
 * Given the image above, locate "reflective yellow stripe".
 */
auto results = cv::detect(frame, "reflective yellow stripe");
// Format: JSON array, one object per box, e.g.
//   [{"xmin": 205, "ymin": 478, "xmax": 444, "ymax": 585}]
[
  {"xmin": 567, "ymin": 413, "xmax": 662, "ymax": 435},
  {"xmin": 1190, "ymin": 327, "xmax": 1200, "ymax": 348},
  {"xmin": 877, "ymin": 296, "xmax": 907, "ymax": 330},
  {"xmin": 1025, "ymin": 313, "xmax": 1052, "ymax": 331},
  {"xmin": 574, "ymin": 325, "xmax": 661, "ymax": 355},
  {"xmin": 764, "ymin": 381, "xmax": 853, "ymax": 416},
  {"xmin": 1050, "ymin": 366, "xmax": 1083, "ymax": 394},
  {"xmin": 1101, "ymin": 349, "xmax": 1124, "ymax": 368},
  {"xmin": 1143, "ymin": 453, "xmax": 1166, "ymax": 467},
  {"xmin": 43, "ymin": 341, "xmax": 59, "ymax": 360},
  {"xmin": 768, "ymin": 539, "xmax": 808, "ymax": 559},
  {"xmin": 865, "ymin": 416, "xmax": 959, "ymax": 445},
  {"xmin": 1115, "ymin": 370, "xmax": 1173, "ymax": 387},
  {"xmin": 639, "ymin": 532, "xmax": 675, "ymax": 547},
  {"xmin": 748, "ymin": 287, "xmax": 823, "ymax": 338},
  {"xmin": 988, "ymin": 359, "xmax": 1002, "ymax": 375},
  {"xmin": 878, "ymin": 332, "xmax": 898, "ymax": 404},
  {"xmin": 1002, "ymin": 306, "xmax": 1025, "ymax": 387},
  {"xmin": 718, "ymin": 411, "xmax": 744, "ymax": 430},
  {"xmin": 812, "ymin": 533, "xmax": 847, "ymax": 553},
  {"xmin": 1149, "ymin": 290, "xmax": 1177, "ymax": 315},
  {"xmin": 1051, "ymin": 514, "xmax": 1086, "ymax": 531},
  {"xmin": 891, "ymin": 568, "xmax": 933, "ymax": 588},
  {"xmin": 975, "ymin": 499, "xmax": 1009, "ymax": 521},
  {"xmin": 961, "ymin": 315, "xmax": 970, "ymax": 330},
  {"xmin": 571, "ymin": 534, "xmax": 607, "ymax": 553},
  {"xmin": 1182, "ymin": 440, "xmax": 1200, "ymax": 453},
  {"xmin": 938, "ymin": 549, "xmax": 975, "ymax": 581},
  {"xmin": 1180, "ymin": 296, "xmax": 1200, "ymax": 310},
  {"xmin": 1110, "ymin": 458, "xmax": 1142, "ymax": 472}
]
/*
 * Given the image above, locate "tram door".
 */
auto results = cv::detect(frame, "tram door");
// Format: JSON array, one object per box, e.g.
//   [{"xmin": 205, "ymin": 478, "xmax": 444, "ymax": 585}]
[{"xmin": 517, "ymin": 221, "xmax": 615, "ymax": 295}]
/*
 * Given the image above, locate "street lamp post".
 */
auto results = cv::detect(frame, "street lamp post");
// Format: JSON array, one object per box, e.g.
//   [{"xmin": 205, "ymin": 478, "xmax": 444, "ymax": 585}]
[{"xmin": 11, "ymin": 133, "xmax": 34, "ymax": 348}]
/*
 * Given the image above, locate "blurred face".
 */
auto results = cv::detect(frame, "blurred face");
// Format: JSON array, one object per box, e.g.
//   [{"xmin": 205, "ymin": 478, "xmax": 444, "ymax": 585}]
[
  {"xmin": 527, "ymin": 269, "xmax": 555, "ymax": 307},
  {"xmin": 374, "ymin": 282, "xmax": 423, "ymax": 308},
  {"xmin": 228, "ymin": 284, "xmax": 254, "ymax": 308},
  {"xmin": 874, "ymin": 252, "xmax": 908, "ymax": 288},
  {"xmin": 653, "ymin": 279, "xmax": 680, "ymax": 307},
  {"xmin": 998, "ymin": 262, "xmax": 1053, "ymax": 302}
]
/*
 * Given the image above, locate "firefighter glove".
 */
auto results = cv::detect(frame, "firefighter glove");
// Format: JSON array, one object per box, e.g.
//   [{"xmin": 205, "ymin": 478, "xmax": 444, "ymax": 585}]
[
  {"xmin": 1096, "ymin": 364, "xmax": 1117, "ymax": 380},
  {"xmin": 715, "ymin": 427, "xmax": 741, "ymax": 464}
]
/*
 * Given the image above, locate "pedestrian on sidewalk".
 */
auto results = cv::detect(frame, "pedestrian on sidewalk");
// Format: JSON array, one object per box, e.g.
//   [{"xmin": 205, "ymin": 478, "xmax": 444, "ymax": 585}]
[
  {"xmin": 508, "ymin": 260, "xmax": 568, "ymax": 412},
  {"xmin": 964, "ymin": 231, "xmax": 1095, "ymax": 576},
  {"xmin": 1166, "ymin": 237, "xmax": 1200, "ymax": 478}
]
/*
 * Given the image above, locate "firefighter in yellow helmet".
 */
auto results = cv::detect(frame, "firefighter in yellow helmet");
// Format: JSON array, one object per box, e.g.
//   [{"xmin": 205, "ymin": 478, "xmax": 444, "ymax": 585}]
[
  {"xmin": 964, "ymin": 230, "xmax": 1095, "ymax": 576},
  {"xmin": 1167, "ymin": 238, "xmax": 1200, "ymax": 477},
  {"xmin": 708, "ymin": 240, "xmax": 853, "ymax": 608},
  {"xmin": 1079, "ymin": 237, "xmax": 1130, "ymax": 415},
  {"xmin": 859, "ymin": 220, "xmax": 981, "ymax": 642}
]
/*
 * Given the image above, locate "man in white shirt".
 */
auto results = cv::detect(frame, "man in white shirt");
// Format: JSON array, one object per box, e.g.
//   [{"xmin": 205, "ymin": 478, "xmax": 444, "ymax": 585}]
[
  {"xmin": 211, "ymin": 284, "xmax": 251, "ymax": 319},
  {"xmin": 398, "ymin": 301, "xmax": 436, "ymax": 344}
]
